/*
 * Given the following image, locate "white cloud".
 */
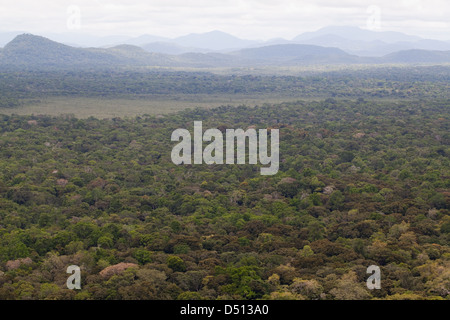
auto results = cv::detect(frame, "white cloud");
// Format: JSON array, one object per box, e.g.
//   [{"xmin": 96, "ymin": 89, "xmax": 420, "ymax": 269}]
[{"xmin": 0, "ymin": 0, "xmax": 448, "ymax": 40}]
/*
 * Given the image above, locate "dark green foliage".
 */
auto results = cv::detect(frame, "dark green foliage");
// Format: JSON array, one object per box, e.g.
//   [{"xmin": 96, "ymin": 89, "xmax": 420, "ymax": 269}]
[
  {"xmin": 1, "ymin": 65, "xmax": 450, "ymax": 104},
  {"xmin": 0, "ymin": 97, "xmax": 448, "ymax": 300},
  {"xmin": 167, "ymin": 256, "xmax": 187, "ymax": 272},
  {"xmin": 133, "ymin": 249, "xmax": 153, "ymax": 265}
]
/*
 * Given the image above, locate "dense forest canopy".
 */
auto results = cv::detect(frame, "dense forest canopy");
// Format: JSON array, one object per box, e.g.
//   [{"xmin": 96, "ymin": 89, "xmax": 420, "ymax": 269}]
[
  {"xmin": 0, "ymin": 98, "xmax": 448, "ymax": 300},
  {"xmin": 0, "ymin": 65, "xmax": 449, "ymax": 110}
]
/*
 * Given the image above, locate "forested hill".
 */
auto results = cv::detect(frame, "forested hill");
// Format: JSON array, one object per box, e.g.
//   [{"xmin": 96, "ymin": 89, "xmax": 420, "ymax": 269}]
[
  {"xmin": 1, "ymin": 34, "xmax": 450, "ymax": 70},
  {"xmin": 0, "ymin": 34, "xmax": 181, "ymax": 69},
  {"xmin": 0, "ymin": 34, "xmax": 123, "ymax": 68}
]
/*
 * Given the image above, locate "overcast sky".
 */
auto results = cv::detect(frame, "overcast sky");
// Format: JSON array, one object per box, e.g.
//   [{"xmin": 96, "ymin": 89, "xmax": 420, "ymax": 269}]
[{"xmin": 0, "ymin": 0, "xmax": 449, "ymax": 40}]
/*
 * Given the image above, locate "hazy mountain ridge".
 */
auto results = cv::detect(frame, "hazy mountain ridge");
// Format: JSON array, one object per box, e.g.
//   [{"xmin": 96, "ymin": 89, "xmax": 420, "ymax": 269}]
[
  {"xmin": 140, "ymin": 42, "xmax": 209, "ymax": 55},
  {"xmin": 172, "ymin": 30, "xmax": 260, "ymax": 51},
  {"xmin": 0, "ymin": 33, "xmax": 449, "ymax": 70},
  {"xmin": 130, "ymin": 26, "xmax": 450, "ymax": 56},
  {"xmin": 292, "ymin": 26, "xmax": 423, "ymax": 43},
  {"xmin": 2, "ymin": 26, "xmax": 449, "ymax": 56},
  {"xmin": 231, "ymin": 44, "xmax": 363, "ymax": 64},
  {"xmin": 382, "ymin": 49, "xmax": 450, "ymax": 63}
]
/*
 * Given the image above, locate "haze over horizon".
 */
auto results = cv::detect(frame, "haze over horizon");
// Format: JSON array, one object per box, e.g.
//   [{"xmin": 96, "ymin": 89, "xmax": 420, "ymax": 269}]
[{"xmin": 0, "ymin": 0, "xmax": 449, "ymax": 42}]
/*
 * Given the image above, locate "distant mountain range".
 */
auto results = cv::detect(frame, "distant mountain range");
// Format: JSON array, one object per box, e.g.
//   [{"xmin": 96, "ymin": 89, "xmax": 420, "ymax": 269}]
[
  {"xmin": 0, "ymin": 33, "xmax": 449, "ymax": 70},
  {"xmin": 289, "ymin": 26, "xmax": 450, "ymax": 57},
  {"xmin": 1, "ymin": 26, "xmax": 449, "ymax": 57}
]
